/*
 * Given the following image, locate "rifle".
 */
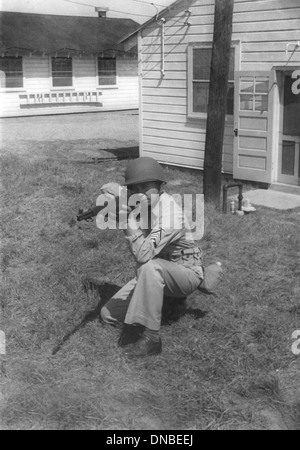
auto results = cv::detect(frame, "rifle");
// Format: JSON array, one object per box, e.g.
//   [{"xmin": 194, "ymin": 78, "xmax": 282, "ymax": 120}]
[
  {"xmin": 77, "ymin": 204, "xmax": 106, "ymax": 222},
  {"xmin": 76, "ymin": 186, "xmax": 136, "ymax": 223},
  {"xmin": 77, "ymin": 197, "xmax": 129, "ymax": 223}
]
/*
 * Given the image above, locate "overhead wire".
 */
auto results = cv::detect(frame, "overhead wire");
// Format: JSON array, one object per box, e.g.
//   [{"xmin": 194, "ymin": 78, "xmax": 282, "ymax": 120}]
[
  {"xmin": 62, "ymin": 0, "xmax": 99, "ymax": 9},
  {"xmin": 61, "ymin": 0, "xmax": 167, "ymax": 18},
  {"xmin": 129, "ymin": 0, "xmax": 168, "ymax": 8}
]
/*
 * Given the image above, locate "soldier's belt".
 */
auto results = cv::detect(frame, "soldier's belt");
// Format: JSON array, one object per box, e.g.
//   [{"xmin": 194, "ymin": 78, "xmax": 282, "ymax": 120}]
[{"xmin": 159, "ymin": 247, "xmax": 202, "ymax": 261}]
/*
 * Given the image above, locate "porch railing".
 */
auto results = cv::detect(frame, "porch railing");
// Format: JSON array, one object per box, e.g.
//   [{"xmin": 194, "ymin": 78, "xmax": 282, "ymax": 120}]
[{"xmin": 19, "ymin": 90, "xmax": 102, "ymax": 107}]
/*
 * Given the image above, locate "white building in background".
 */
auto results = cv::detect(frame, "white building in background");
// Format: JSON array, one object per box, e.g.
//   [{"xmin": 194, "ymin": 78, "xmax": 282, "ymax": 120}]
[
  {"xmin": 122, "ymin": 0, "xmax": 300, "ymax": 190},
  {"xmin": 0, "ymin": 11, "xmax": 139, "ymax": 117}
]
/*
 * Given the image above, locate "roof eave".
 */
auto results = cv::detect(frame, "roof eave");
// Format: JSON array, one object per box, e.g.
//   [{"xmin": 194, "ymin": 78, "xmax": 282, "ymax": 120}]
[{"xmin": 119, "ymin": 0, "xmax": 192, "ymax": 44}]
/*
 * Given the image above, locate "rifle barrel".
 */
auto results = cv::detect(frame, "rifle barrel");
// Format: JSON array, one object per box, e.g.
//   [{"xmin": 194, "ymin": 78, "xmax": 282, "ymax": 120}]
[{"xmin": 77, "ymin": 205, "xmax": 105, "ymax": 222}]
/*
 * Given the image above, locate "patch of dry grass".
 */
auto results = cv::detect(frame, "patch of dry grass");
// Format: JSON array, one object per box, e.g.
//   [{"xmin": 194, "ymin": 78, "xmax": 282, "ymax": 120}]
[{"xmin": 1, "ymin": 139, "xmax": 300, "ymax": 430}]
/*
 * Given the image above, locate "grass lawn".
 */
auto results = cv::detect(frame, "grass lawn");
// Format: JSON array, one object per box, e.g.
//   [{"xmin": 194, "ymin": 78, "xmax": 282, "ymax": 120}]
[{"xmin": 0, "ymin": 139, "xmax": 300, "ymax": 430}]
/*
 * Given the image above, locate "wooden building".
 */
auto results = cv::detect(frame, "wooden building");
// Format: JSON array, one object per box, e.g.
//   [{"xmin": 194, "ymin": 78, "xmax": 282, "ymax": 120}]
[
  {"xmin": 122, "ymin": 0, "xmax": 300, "ymax": 189},
  {"xmin": 0, "ymin": 11, "xmax": 139, "ymax": 117}
]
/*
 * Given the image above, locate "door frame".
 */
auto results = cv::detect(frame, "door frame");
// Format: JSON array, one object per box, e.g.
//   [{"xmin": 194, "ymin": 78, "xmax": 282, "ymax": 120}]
[
  {"xmin": 233, "ymin": 70, "xmax": 275, "ymax": 183},
  {"xmin": 273, "ymin": 66, "xmax": 300, "ymax": 186}
]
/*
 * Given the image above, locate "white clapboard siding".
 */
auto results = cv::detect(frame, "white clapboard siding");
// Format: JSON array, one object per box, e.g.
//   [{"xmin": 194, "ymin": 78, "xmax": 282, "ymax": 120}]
[
  {"xmin": 143, "ymin": 87, "xmax": 186, "ymax": 97},
  {"xmin": 143, "ymin": 53, "xmax": 187, "ymax": 63},
  {"xmin": 144, "ymin": 95, "xmax": 187, "ymax": 106},
  {"xmin": 73, "ymin": 58, "xmax": 97, "ymax": 90},
  {"xmin": 139, "ymin": 0, "xmax": 300, "ymax": 175},
  {"xmin": 145, "ymin": 21, "xmax": 300, "ymax": 38},
  {"xmin": 0, "ymin": 92, "xmax": 21, "ymax": 114},
  {"xmin": 142, "ymin": 29, "xmax": 300, "ymax": 47},
  {"xmin": 142, "ymin": 71, "xmax": 186, "ymax": 81},
  {"xmin": 24, "ymin": 56, "xmax": 50, "ymax": 90},
  {"xmin": 0, "ymin": 56, "xmax": 138, "ymax": 117},
  {"xmin": 103, "ymin": 58, "xmax": 138, "ymax": 109},
  {"xmin": 234, "ymin": 0, "xmax": 300, "ymax": 12},
  {"xmin": 143, "ymin": 44, "xmax": 190, "ymax": 55}
]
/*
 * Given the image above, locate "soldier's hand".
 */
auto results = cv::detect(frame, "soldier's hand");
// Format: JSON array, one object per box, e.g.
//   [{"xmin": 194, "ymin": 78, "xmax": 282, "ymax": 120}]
[{"xmin": 100, "ymin": 182, "xmax": 122, "ymax": 199}]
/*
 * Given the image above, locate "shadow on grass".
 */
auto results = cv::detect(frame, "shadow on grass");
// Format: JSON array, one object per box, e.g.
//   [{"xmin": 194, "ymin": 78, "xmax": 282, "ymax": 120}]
[
  {"xmin": 77, "ymin": 146, "xmax": 139, "ymax": 163},
  {"xmin": 51, "ymin": 279, "xmax": 208, "ymax": 356},
  {"xmin": 51, "ymin": 280, "xmax": 121, "ymax": 356}
]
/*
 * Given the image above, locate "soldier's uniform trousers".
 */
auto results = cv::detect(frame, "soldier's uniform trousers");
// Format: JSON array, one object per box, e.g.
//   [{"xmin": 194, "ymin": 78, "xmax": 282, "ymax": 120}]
[{"xmin": 101, "ymin": 258, "xmax": 202, "ymax": 331}]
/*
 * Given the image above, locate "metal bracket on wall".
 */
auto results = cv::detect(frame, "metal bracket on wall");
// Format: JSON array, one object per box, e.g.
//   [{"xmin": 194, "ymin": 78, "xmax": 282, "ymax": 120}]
[
  {"xmin": 184, "ymin": 10, "xmax": 192, "ymax": 26},
  {"xmin": 286, "ymin": 41, "xmax": 300, "ymax": 57}
]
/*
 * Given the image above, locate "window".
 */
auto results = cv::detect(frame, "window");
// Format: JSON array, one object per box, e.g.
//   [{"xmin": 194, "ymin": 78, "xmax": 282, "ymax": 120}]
[
  {"xmin": 0, "ymin": 56, "xmax": 23, "ymax": 88},
  {"xmin": 239, "ymin": 77, "xmax": 269, "ymax": 112},
  {"xmin": 98, "ymin": 57, "xmax": 117, "ymax": 86},
  {"xmin": 51, "ymin": 57, "xmax": 72, "ymax": 87},
  {"xmin": 189, "ymin": 46, "xmax": 236, "ymax": 117},
  {"xmin": 281, "ymin": 141, "xmax": 296, "ymax": 176}
]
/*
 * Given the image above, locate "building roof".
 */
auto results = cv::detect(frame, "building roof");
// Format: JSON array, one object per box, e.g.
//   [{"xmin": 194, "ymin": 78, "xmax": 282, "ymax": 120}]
[{"xmin": 0, "ymin": 11, "xmax": 139, "ymax": 56}]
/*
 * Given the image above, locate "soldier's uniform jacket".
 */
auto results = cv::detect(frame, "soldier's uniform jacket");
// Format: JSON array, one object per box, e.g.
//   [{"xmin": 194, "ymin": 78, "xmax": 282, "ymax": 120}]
[{"xmin": 125, "ymin": 192, "xmax": 204, "ymax": 280}]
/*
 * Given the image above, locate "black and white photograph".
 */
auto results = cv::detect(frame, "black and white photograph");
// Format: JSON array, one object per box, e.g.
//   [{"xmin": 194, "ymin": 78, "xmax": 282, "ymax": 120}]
[{"xmin": 0, "ymin": 0, "xmax": 299, "ymax": 433}]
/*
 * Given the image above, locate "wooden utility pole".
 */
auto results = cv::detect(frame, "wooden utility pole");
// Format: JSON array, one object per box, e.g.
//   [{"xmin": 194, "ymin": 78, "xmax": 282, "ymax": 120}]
[{"xmin": 203, "ymin": 0, "xmax": 234, "ymax": 206}]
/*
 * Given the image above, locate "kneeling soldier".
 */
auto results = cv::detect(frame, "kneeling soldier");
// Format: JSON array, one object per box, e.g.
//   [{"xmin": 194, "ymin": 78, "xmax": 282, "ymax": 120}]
[{"xmin": 101, "ymin": 157, "xmax": 204, "ymax": 358}]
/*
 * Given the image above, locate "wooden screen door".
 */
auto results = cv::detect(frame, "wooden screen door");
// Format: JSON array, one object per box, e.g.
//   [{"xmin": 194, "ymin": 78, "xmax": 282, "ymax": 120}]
[
  {"xmin": 233, "ymin": 71, "xmax": 274, "ymax": 183},
  {"xmin": 277, "ymin": 71, "xmax": 300, "ymax": 186}
]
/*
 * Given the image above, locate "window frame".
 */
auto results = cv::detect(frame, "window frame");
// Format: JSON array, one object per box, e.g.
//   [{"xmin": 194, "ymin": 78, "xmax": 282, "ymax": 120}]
[
  {"xmin": 97, "ymin": 56, "xmax": 117, "ymax": 88},
  {"xmin": 51, "ymin": 56, "xmax": 73, "ymax": 89},
  {"xmin": 0, "ymin": 56, "xmax": 24, "ymax": 90},
  {"xmin": 188, "ymin": 42, "xmax": 240, "ymax": 121}
]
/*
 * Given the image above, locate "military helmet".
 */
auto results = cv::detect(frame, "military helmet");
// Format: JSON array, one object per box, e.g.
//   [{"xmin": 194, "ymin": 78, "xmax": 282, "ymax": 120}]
[{"xmin": 124, "ymin": 157, "xmax": 166, "ymax": 186}]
